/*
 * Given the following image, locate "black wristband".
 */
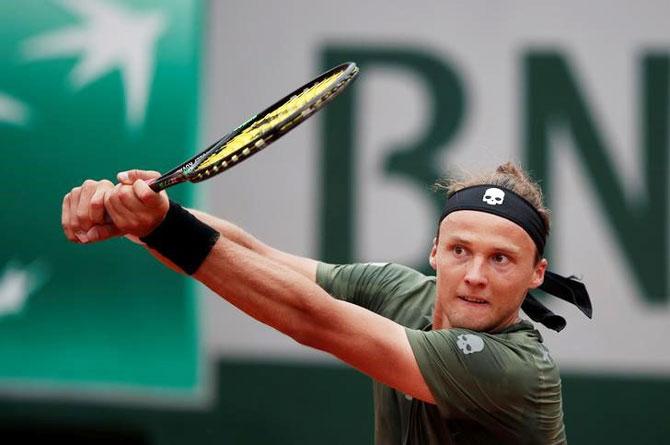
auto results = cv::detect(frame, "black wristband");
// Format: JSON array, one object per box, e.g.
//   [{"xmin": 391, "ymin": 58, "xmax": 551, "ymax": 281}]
[{"xmin": 140, "ymin": 200, "xmax": 220, "ymax": 275}]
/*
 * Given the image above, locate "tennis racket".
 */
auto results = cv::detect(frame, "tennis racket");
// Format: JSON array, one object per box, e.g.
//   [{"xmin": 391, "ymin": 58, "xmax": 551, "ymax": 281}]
[{"xmin": 147, "ymin": 62, "xmax": 359, "ymax": 192}]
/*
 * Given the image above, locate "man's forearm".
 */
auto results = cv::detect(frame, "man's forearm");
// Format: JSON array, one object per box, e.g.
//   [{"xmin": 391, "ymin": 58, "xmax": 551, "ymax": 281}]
[
  {"xmin": 138, "ymin": 206, "xmax": 318, "ymax": 280},
  {"xmin": 193, "ymin": 234, "xmax": 332, "ymax": 344},
  {"xmin": 185, "ymin": 208, "xmax": 260, "ymax": 252}
]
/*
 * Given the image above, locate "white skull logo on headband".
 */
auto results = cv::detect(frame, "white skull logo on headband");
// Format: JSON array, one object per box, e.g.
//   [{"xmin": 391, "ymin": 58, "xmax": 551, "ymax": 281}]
[{"xmin": 482, "ymin": 188, "xmax": 505, "ymax": 205}]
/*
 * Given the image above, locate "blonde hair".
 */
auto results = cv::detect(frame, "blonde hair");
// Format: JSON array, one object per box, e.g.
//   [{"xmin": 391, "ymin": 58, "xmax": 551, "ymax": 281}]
[{"xmin": 434, "ymin": 162, "xmax": 551, "ymax": 235}]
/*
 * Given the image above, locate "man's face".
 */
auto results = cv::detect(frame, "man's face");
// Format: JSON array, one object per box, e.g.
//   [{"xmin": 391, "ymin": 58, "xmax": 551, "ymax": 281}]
[{"xmin": 429, "ymin": 210, "xmax": 547, "ymax": 332}]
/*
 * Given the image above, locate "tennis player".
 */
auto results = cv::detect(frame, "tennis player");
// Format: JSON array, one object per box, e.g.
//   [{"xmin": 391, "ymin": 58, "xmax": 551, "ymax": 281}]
[{"xmin": 61, "ymin": 162, "xmax": 591, "ymax": 444}]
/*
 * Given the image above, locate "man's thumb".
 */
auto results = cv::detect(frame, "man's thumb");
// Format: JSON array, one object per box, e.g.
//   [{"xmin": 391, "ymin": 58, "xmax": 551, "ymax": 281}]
[{"xmin": 117, "ymin": 169, "xmax": 161, "ymax": 185}]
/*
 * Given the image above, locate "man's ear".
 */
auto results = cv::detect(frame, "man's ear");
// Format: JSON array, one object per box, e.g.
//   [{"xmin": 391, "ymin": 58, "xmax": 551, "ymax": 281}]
[
  {"xmin": 429, "ymin": 237, "xmax": 438, "ymax": 270},
  {"xmin": 529, "ymin": 258, "xmax": 548, "ymax": 289}
]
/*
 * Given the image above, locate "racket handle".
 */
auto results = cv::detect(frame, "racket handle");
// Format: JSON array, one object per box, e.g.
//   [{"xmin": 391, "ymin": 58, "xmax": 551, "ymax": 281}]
[
  {"xmin": 146, "ymin": 178, "xmax": 160, "ymax": 192},
  {"xmin": 147, "ymin": 168, "xmax": 187, "ymax": 192}
]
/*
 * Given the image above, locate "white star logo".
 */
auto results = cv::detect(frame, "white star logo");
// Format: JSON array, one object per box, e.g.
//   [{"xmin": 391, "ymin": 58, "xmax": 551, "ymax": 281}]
[
  {"xmin": 0, "ymin": 92, "xmax": 30, "ymax": 127},
  {"xmin": 21, "ymin": 0, "xmax": 167, "ymax": 130}
]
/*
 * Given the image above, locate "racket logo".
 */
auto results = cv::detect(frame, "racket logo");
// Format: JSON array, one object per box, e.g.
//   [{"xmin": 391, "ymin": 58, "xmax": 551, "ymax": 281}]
[
  {"xmin": 182, "ymin": 161, "xmax": 195, "ymax": 173},
  {"xmin": 182, "ymin": 152, "xmax": 208, "ymax": 175}
]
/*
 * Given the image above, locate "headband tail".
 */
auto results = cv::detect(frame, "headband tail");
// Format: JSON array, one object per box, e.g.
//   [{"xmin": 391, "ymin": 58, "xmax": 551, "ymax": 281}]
[
  {"xmin": 539, "ymin": 271, "xmax": 593, "ymax": 318},
  {"xmin": 522, "ymin": 293, "xmax": 566, "ymax": 332}
]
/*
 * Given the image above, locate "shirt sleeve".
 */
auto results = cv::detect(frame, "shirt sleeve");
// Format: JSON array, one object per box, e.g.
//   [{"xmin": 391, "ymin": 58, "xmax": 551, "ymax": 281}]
[
  {"xmin": 316, "ymin": 262, "xmax": 400, "ymax": 312},
  {"xmin": 406, "ymin": 328, "xmax": 534, "ymax": 424}
]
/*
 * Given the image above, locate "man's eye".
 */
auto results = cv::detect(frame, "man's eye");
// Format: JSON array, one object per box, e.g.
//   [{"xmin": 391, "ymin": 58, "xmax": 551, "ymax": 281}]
[
  {"xmin": 453, "ymin": 246, "xmax": 465, "ymax": 256},
  {"xmin": 493, "ymin": 254, "xmax": 509, "ymax": 264}
]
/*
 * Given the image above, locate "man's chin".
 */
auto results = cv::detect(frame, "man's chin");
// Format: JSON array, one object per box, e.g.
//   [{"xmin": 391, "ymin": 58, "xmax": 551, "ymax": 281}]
[
  {"xmin": 447, "ymin": 311, "xmax": 521, "ymax": 333},
  {"xmin": 446, "ymin": 312, "xmax": 499, "ymax": 332},
  {"xmin": 448, "ymin": 317, "xmax": 491, "ymax": 332}
]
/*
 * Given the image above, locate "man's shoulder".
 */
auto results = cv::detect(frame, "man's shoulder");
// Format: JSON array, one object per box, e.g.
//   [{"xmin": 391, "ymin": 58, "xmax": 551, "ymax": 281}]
[
  {"xmin": 407, "ymin": 323, "xmax": 565, "ymax": 440},
  {"xmin": 367, "ymin": 262, "xmax": 435, "ymax": 284},
  {"xmin": 317, "ymin": 261, "xmax": 434, "ymax": 289},
  {"xmin": 419, "ymin": 322, "xmax": 559, "ymax": 387},
  {"xmin": 316, "ymin": 262, "xmax": 435, "ymax": 317},
  {"xmin": 482, "ymin": 322, "xmax": 562, "ymax": 388},
  {"xmin": 340, "ymin": 262, "xmax": 431, "ymax": 277}
]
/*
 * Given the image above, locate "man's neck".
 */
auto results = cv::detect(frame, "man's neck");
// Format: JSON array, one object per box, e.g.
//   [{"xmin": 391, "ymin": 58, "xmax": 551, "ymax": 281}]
[{"xmin": 432, "ymin": 309, "xmax": 521, "ymax": 333}]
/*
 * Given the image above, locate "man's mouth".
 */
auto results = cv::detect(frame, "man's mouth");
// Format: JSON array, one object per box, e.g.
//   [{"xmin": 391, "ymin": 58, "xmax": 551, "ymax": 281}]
[{"xmin": 458, "ymin": 295, "xmax": 489, "ymax": 305}]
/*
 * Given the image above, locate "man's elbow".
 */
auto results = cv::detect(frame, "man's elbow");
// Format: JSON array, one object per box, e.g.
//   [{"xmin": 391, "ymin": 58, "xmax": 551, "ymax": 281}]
[{"xmin": 287, "ymin": 299, "xmax": 336, "ymax": 351}]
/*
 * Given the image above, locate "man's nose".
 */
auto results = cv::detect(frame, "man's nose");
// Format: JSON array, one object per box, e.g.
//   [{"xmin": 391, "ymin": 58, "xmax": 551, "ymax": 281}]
[{"xmin": 464, "ymin": 258, "xmax": 488, "ymax": 287}]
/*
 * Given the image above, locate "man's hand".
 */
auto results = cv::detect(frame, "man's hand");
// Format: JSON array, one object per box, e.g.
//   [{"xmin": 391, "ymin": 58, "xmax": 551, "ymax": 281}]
[
  {"xmin": 62, "ymin": 170, "xmax": 169, "ymax": 244},
  {"xmin": 105, "ymin": 170, "xmax": 169, "ymax": 239},
  {"xmin": 62, "ymin": 178, "xmax": 120, "ymax": 243}
]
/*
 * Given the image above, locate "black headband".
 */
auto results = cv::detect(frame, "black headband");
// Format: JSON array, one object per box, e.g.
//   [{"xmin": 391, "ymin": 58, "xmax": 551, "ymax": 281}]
[
  {"xmin": 440, "ymin": 185, "xmax": 547, "ymax": 254},
  {"xmin": 438, "ymin": 185, "xmax": 593, "ymax": 332}
]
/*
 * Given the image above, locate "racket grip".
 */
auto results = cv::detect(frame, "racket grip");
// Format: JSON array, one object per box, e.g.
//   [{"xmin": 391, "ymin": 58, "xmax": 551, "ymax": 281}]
[
  {"xmin": 146, "ymin": 168, "xmax": 186, "ymax": 192},
  {"xmin": 146, "ymin": 178, "xmax": 160, "ymax": 192}
]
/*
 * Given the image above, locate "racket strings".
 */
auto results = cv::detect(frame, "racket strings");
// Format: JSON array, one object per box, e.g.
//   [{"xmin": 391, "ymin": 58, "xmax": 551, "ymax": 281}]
[{"xmin": 193, "ymin": 68, "xmax": 355, "ymax": 179}]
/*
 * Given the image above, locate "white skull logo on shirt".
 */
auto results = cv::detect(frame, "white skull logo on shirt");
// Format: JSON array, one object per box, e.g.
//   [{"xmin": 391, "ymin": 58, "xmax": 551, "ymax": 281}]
[{"xmin": 457, "ymin": 334, "xmax": 485, "ymax": 355}]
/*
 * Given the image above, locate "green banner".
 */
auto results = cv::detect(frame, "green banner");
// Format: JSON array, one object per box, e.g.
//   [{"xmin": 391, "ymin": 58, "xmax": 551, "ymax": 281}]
[{"xmin": 0, "ymin": 0, "xmax": 203, "ymax": 398}]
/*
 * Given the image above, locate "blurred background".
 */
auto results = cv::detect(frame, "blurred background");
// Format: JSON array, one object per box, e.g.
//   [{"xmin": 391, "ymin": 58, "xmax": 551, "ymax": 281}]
[{"xmin": 1, "ymin": 0, "xmax": 668, "ymax": 443}]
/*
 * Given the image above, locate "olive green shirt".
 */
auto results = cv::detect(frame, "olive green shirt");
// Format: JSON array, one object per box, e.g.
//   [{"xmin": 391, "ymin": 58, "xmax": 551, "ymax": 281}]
[{"xmin": 316, "ymin": 262, "xmax": 567, "ymax": 445}]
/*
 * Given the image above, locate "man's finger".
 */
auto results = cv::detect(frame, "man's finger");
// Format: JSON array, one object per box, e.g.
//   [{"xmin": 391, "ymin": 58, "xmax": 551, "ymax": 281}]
[
  {"xmin": 89, "ymin": 181, "xmax": 114, "ymax": 225},
  {"xmin": 133, "ymin": 179, "xmax": 165, "ymax": 207},
  {"xmin": 104, "ymin": 185, "xmax": 121, "ymax": 223},
  {"xmin": 86, "ymin": 224, "xmax": 122, "ymax": 243},
  {"xmin": 117, "ymin": 169, "xmax": 161, "ymax": 185},
  {"xmin": 105, "ymin": 185, "xmax": 135, "ymax": 230},
  {"xmin": 116, "ymin": 184, "xmax": 142, "ymax": 212},
  {"xmin": 61, "ymin": 193, "xmax": 78, "ymax": 242},
  {"xmin": 76, "ymin": 180, "xmax": 98, "ymax": 231},
  {"xmin": 68, "ymin": 186, "xmax": 82, "ymax": 239}
]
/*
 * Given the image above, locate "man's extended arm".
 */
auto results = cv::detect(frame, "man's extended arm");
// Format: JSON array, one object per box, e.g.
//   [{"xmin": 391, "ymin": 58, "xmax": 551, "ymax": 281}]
[
  {"xmin": 192, "ymin": 233, "xmax": 434, "ymax": 401},
  {"xmin": 62, "ymin": 171, "xmax": 435, "ymax": 403}
]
